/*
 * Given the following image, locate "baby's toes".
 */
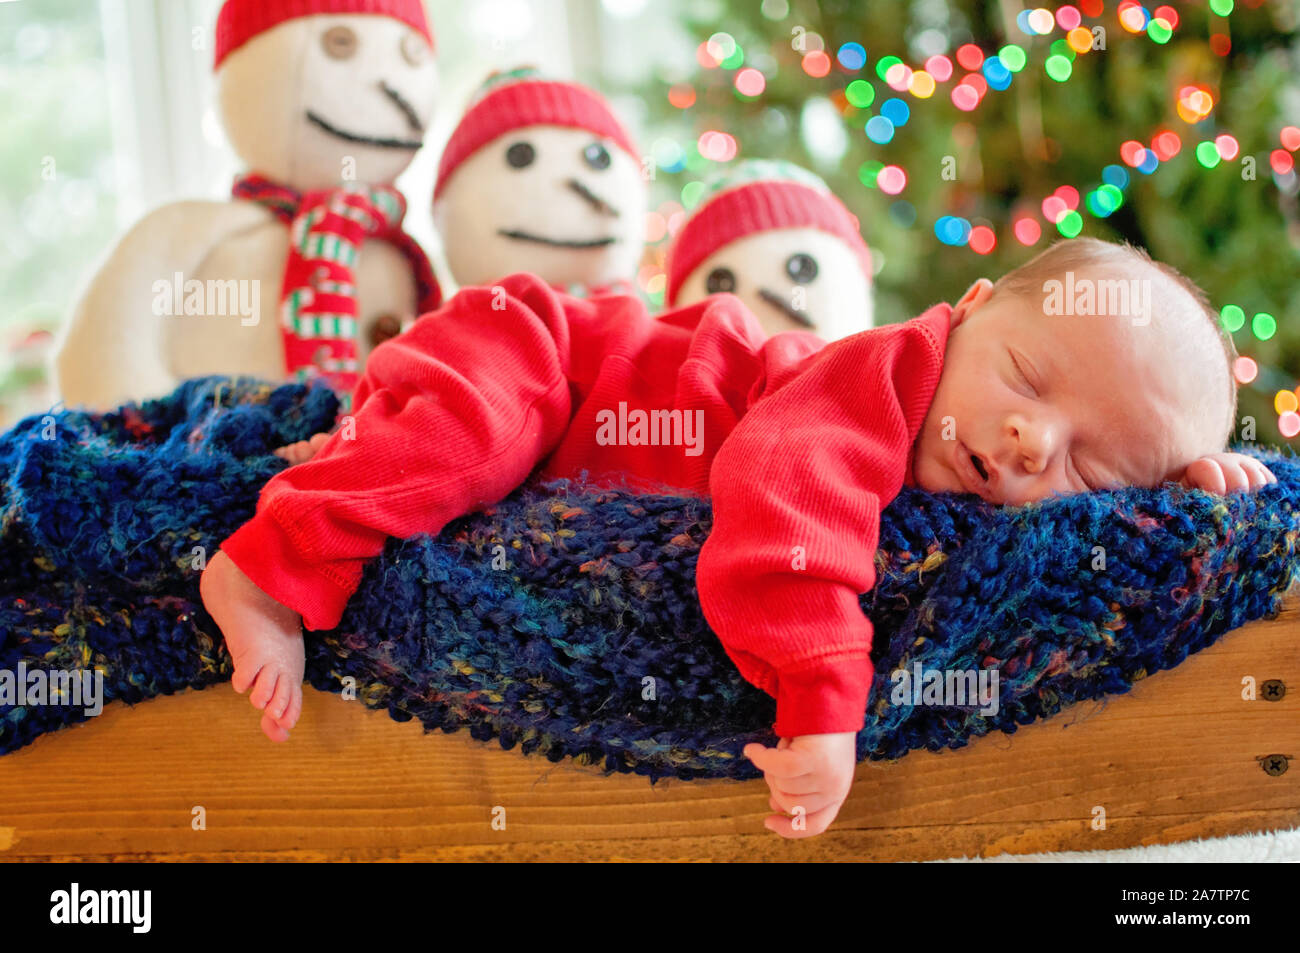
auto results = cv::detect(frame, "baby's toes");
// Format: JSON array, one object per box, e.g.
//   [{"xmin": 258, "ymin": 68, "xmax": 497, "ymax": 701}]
[
  {"xmin": 280, "ymin": 683, "xmax": 304, "ymax": 730},
  {"xmin": 249, "ymin": 668, "xmax": 280, "ymax": 711},
  {"xmin": 230, "ymin": 657, "xmax": 260, "ymax": 695},
  {"xmin": 268, "ymin": 673, "xmax": 295, "ymax": 722},
  {"xmin": 261, "ymin": 711, "xmax": 291, "ymax": 743},
  {"xmin": 266, "ymin": 684, "xmax": 303, "ymax": 738}
]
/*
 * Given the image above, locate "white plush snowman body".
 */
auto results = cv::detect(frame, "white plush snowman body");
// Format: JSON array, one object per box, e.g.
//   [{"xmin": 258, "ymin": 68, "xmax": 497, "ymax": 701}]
[
  {"xmin": 431, "ymin": 74, "xmax": 646, "ymax": 294},
  {"xmin": 672, "ymin": 226, "xmax": 873, "ymax": 341},
  {"xmin": 54, "ymin": 11, "xmax": 438, "ymax": 410}
]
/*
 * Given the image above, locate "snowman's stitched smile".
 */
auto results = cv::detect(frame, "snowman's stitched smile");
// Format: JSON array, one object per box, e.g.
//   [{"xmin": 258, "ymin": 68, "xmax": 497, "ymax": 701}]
[
  {"xmin": 758, "ymin": 287, "xmax": 815, "ymax": 328},
  {"xmin": 495, "ymin": 177, "xmax": 624, "ymax": 247},
  {"xmin": 305, "ymin": 111, "xmax": 424, "ymax": 150},
  {"xmin": 497, "ymin": 230, "xmax": 618, "ymax": 249}
]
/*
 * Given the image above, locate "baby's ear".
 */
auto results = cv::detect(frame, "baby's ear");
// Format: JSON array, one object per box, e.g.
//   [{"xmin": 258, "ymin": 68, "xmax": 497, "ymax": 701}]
[{"xmin": 951, "ymin": 278, "xmax": 995, "ymax": 327}]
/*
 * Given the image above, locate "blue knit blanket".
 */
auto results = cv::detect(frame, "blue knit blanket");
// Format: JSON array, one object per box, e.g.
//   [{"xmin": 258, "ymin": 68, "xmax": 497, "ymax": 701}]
[{"xmin": 2, "ymin": 376, "xmax": 1297, "ymax": 781}]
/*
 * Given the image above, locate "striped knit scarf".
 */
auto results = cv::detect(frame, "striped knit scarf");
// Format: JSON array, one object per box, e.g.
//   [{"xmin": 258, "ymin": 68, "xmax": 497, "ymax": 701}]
[{"xmin": 233, "ymin": 174, "xmax": 442, "ymax": 405}]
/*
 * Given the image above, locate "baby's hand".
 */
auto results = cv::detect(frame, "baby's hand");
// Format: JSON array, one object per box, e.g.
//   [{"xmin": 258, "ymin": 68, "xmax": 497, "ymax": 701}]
[
  {"xmin": 744, "ymin": 731, "xmax": 857, "ymax": 838},
  {"xmin": 1180, "ymin": 452, "xmax": 1276, "ymax": 494},
  {"xmin": 274, "ymin": 431, "xmax": 332, "ymax": 466}
]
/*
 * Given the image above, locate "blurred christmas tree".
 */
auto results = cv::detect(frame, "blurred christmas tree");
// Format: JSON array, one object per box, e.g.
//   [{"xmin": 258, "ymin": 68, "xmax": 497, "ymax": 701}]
[{"xmin": 627, "ymin": 0, "xmax": 1300, "ymax": 444}]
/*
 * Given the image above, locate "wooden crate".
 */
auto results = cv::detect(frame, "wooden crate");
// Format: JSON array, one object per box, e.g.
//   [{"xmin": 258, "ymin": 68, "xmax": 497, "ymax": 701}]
[{"xmin": 1, "ymin": 601, "xmax": 1296, "ymax": 861}]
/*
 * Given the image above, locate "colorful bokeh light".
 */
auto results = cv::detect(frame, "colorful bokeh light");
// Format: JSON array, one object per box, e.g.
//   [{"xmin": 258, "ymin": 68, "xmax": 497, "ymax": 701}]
[
  {"xmin": 837, "ymin": 42, "xmax": 867, "ymax": 71},
  {"xmin": 735, "ymin": 68, "xmax": 765, "ymax": 97},
  {"xmin": 802, "ymin": 50, "xmax": 831, "ymax": 78},
  {"xmin": 668, "ymin": 84, "xmax": 695, "ymax": 109},
  {"xmin": 865, "ymin": 115, "xmax": 895, "ymax": 144},
  {"xmin": 968, "ymin": 225, "xmax": 996, "ymax": 254},
  {"xmin": 1057, "ymin": 5, "xmax": 1082, "ymax": 30},
  {"xmin": 1280, "ymin": 412, "xmax": 1300, "ymax": 439},
  {"xmin": 1014, "ymin": 217, "xmax": 1042, "ymax": 245},
  {"xmin": 845, "ymin": 79, "xmax": 875, "ymax": 108},
  {"xmin": 951, "ymin": 83, "xmax": 979, "ymax": 111},
  {"xmin": 1045, "ymin": 54, "xmax": 1072, "ymax": 82},
  {"xmin": 1151, "ymin": 130, "xmax": 1182, "ymax": 160},
  {"xmin": 1253, "ymin": 312, "xmax": 1278, "ymax": 341},
  {"xmin": 1220, "ymin": 304, "xmax": 1246, "ymax": 333},
  {"xmin": 877, "ymin": 165, "xmax": 907, "ymax": 194},
  {"xmin": 934, "ymin": 215, "xmax": 972, "ymax": 245},
  {"xmin": 925, "ymin": 55, "xmax": 953, "ymax": 82},
  {"xmin": 697, "ymin": 130, "xmax": 738, "ymax": 162},
  {"xmin": 955, "ymin": 44, "xmax": 984, "ymax": 71},
  {"xmin": 909, "ymin": 70, "xmax": 936, "ymax": 98}
]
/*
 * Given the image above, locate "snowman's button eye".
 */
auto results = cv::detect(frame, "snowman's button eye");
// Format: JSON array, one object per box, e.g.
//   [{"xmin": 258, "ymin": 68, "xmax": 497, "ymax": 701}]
[
  {"xmin": 785, "ymin": 253, "xmax": 819, "ymax": 284},
  {"xmin": 400, "ymin": 31, "xmax": 428, "ymax": 67},
  {"xmin": 583, "ymin": 142, "xmax": 611, "ymax": 171},
  {"xmin": 706, "ymin": 267, "xmax": 737, "ymax": 294},
  {"xmin": 368, "ymin": 313, "xmax": 403, "ymax": 348},
  {"xmin": 322, "ymin": 26, "xmax": 358, "ymax": 60},
  {"xmin": 506, "ymin": 141, "xmax": 536, "ymax": 169}
]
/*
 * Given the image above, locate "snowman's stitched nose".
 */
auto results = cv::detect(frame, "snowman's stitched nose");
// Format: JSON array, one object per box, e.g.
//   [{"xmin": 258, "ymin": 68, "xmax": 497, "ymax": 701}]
[
  {"xmin": 567, "ymin": 179, "xmax": 619, "ymax": 218},
  {"xmin": 381, "ymin": 81, "xmax": 424, "ymax": 134},
  {"xmin": 757, "ymin": 287, "xmax": 815, "ymax": 329}
]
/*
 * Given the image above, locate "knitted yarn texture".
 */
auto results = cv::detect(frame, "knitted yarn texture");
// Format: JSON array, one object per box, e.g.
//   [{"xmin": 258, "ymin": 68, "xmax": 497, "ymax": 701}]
[{"xmin": 1, "ymin": 376, "xmax": 1297, "ymax": 781}]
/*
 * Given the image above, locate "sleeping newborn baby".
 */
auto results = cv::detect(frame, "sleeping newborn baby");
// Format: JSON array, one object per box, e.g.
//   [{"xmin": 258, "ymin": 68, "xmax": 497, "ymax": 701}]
[{"xmin": 200, "ymin": 236, "xmax": 1273, "ymax": 839}]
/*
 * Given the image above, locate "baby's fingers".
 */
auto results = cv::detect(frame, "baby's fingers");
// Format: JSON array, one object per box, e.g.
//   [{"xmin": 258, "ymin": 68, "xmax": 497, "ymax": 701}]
[
  {"xmin": 764, "ymin": 801, "xmax": 841, "ymax": 839},
  {"xmin": 770, "ymin": 789, "xmax": 837, "ymax": 816},
  {"xmin": 770, "ymin": 773, "xmax": 823, "ymax": 796},
  {"xmin": 1218, "ymin": 457, "xmax": 1253, "ymax": 492},
  {"xmin": 744, "ymin": 742, "xmax": 813, "ymax": 779},
  {"xmin": 1241, "ymin": 458, "xmax": 1276, "ymax": 489},
  {"xmin": 1183, "ymin": 458, "xmax": 1226, "ymax": 494}
]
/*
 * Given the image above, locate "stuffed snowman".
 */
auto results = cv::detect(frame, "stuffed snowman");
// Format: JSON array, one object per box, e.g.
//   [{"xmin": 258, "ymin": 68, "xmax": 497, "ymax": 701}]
[
  {"xmin": 432, "ymin": 68, "xmax": 646, "ymax": 295},
  {"xmin": 54, "ymin": 0, "xmax": 442, "ymax": 411},
  {"xmin": 665, "ymin": 160, "xmax": 874, "ymax": 341}
]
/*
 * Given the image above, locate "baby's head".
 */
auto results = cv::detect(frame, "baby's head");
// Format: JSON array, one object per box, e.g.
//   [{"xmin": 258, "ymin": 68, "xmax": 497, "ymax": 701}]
[{"xmin": 912, "ymin": 237, "xmax": 1237, "ymax": 504}]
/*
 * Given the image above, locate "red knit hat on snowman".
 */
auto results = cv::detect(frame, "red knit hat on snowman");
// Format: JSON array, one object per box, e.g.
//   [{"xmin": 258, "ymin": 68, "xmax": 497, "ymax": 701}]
[
  {"xmin": 435, "ymin": 67, "xmax": 640, "ymax": 200},
  {"xmin": 214, "ymin": 0, "xmax": 435, "ymax": 68},
  {"xmin": 665, "ymin": 159, "xmax": 873, "ymax": 307}
]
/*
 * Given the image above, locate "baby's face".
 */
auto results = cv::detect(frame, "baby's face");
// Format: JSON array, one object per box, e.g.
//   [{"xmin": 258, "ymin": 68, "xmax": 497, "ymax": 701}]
[{"xmin": 911, "ymin": 272, "xmax": 1222, "ymax": 505}]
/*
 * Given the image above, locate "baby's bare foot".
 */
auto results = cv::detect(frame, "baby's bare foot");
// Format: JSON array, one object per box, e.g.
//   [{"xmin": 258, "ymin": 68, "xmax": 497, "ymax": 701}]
[
  {"xmin": 273, "ymin": 432, "xmax": 332, "ymax": 466},
  {"xmin": 200, "ymin": 550, "xmax": 305, "ymax": 742}
]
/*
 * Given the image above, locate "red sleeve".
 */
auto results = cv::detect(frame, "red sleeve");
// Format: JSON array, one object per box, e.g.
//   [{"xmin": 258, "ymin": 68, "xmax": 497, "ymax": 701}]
[
  {"xmin": 220, "ymin": 272, "xmax": 587, "ymax": 631},
  {"xmin": 695, "ymin": 315, "xmax": 946, "ymax": 738}
]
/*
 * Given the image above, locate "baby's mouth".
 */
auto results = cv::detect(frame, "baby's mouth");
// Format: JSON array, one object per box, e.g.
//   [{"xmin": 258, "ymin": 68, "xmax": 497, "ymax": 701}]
[{"xmin": 954, "ymin": 439, "xmax": 995, "ymax": 501}]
